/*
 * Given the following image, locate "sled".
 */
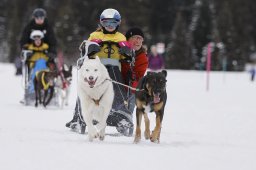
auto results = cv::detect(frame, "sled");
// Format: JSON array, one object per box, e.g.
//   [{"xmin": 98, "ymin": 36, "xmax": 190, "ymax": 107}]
[
  {"xmin": 69, "ymin": 41, "xmax": 134, "ymax": 136},
  {"xmin": 20, "ymin": 50, "xmax": 59, "ymax": 107}
]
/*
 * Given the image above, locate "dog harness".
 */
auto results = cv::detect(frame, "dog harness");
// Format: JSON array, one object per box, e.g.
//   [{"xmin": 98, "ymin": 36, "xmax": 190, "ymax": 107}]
[
  {"xmin": 41, "ymin": 71, "xmax": 50, "ymax": 90},
  {"xmin": 92, "ymin": 97, "xmax": 102, "ymax": 106},
  {"xmin": 90, "ymin": 79, "xmax": 110, "ymax": 106},
  {"xmin": 36, "ymin": 71, "xmax": 50, "ymax": 90}
]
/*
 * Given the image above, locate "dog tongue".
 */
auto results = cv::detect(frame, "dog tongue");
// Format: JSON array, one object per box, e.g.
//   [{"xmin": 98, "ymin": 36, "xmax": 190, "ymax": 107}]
[
  {"xmin": 153, "ymin": 93, "xmax": 160, "ymax": 103},
  {"xmin": 88, "ymin": 81, "xmax": 95, "ymax": 87}
]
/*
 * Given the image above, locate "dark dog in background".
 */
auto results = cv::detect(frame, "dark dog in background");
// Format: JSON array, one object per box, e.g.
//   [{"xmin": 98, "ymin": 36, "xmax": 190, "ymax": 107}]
[
  {"xmin": 134, "ymin": 70, "xmax": 167, "ymax": 144},
  {"xmin": 34, "ymin": 70, "xmax": 57, "ymax": 107}
]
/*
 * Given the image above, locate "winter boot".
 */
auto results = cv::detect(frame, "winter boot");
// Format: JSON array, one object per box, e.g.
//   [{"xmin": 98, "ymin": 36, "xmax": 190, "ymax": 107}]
[
  {"xmin": 107, "ymin": 109, "xmax": 134, "ymax": 136},
  {"xmin": 66, "ymin": 98, "xmax": 81, "ymax": 128},
  {"xmin": 65, "ymin": 111, "xmax": 79, "ymax": 128},
  {"xmin": 116, "ymin": 118, "xmax": 134, "ymax": 137},
  {"xmin": 66, "ymin": 97, "xmax": 87, "ymax": 134},
  {"xmin": 79, "ymin": 119, "xmax": 86, "ymax": 134}
]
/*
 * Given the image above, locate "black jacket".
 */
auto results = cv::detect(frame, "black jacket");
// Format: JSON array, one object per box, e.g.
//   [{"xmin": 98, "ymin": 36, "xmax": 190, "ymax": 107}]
[{"xmin": 20, "ymin": 19, "xmax": 57, "ymax": 54}]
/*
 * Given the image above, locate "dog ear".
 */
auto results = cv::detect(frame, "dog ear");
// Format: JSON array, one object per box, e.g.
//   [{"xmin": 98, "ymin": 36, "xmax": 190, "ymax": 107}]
[
  {"xmin": 161, "ymin": 70, "xmax": 167, "ymax": 78},
  {"xmin": 95, "ymin": 56, "xmax": 100, "ymax": 62},
  {"xmin": 147, "ymin": 71, "xmax": 154, "ymax": 76},
  {"xmin": 140, "ymin": 75, "xmax": 148, "ymax": 90},
  {"xmin": 63, "ymin": 64, "xmax": 68, "ymax": 71},
  {"xmin": 69, "ymin": 65, "xmax": 73, "ymax": 72}
]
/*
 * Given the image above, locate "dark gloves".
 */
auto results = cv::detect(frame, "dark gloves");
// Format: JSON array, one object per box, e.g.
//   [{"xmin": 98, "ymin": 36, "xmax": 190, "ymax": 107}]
[
  {"xmin": 21, "ymin": 49, "xmax": 33, "ymax": 62},
  {"xmin": 48, "ymin": 52, "xmax": 56, "ymax": 62},
  {"xmin": 87, "ymin": 43, "xmax": 101, "ymax": 58},
  {"xmin": 26, "ymin": 51, "xmax": 33, "ymax": 58},
  {"xmin": 48, "ymin": 52, "xmax": 56, "ymax": 59},
  {"xmin": 126, "ymin": 70, "xmax": 137, "ymax": 93},
  {"xmin": 119, "ymin": 46, "xmax": 135, "ymax": 63},
  {"xmin": 79, "ymin": 40, "xmax": 101, "ymax": 58},
  {"xmin": 46, "ymin": 52, "xmax": 57, "ymax": 71}
]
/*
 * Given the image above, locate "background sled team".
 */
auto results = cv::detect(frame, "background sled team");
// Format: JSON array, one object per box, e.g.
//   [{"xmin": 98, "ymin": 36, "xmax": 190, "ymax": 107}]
[{"xmin": 18, "ymin": 8, "xmax": 167, "ymax": 143}]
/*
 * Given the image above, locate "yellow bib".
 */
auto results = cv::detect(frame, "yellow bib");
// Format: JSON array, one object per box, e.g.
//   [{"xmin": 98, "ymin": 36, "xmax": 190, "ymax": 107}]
[
  {"xmin": 27, "ymin": 43, "xmax": 49, "ymax": 68},
  {"xmin": 88, "ymin": 31, "xmax": 126, "ymax": 60}
]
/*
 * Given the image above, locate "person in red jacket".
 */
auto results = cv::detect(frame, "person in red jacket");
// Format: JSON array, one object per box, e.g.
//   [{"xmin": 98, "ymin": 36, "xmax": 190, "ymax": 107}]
[{"xmin": 121, "ymin": 27, "xmax": 149, "ymax": 113}]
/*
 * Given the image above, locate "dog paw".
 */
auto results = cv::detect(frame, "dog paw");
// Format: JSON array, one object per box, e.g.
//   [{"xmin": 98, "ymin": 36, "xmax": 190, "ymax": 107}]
[
  {"xmin": 99, "ymin": 135, "xmax": 105, "ymax": 141},
  {"xmin": 88, "ymin": 129, "xmax": 99, "ymax": 141},
  {"xmin": 133, "ymin": 136, "xmax": 141, "ymax": 144},
  {"xmin": 150, "ymin": 136, "xmax": 158, "ymax": 143},
  {"xmin": 150, "ymin": 138, "xmax": 159, "ymax": 143},
  {"xmin": 88, "ymin": 133, "xmax": 99, "ymax": 142},
  {"xmin": 144, "ymin": 130, "xmax": 150, "ymax": 140},
  {"xmin": 99, "ymin": 130, "xmax": 105, "ymax": 141},
  {"xmin": 88, "ymin": 136, "xmax": 94, "ymax": 142},
  {"xmin": 150, "ymin": 131, "xmax": 160, "ymax": 143}
]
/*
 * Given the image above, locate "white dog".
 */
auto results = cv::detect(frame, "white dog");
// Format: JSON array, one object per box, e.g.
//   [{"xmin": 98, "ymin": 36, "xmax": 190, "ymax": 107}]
[
  {"xmin": 77, "ymin": 56, "xmax": 114, "ymax": 141},
  {"xmin": 56, "ymin": 64, "xmax": 73, "ymax": 109}
]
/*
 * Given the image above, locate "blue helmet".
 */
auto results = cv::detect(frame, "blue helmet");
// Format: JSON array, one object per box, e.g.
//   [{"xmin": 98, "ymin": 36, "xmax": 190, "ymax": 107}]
[{"xmin": 100, "ymin": 8, "xmax": 121, "ymax": 29}]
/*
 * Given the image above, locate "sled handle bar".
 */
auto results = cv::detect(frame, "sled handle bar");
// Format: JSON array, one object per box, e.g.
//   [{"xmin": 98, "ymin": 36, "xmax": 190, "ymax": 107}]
[{"xmin": 21, "ymin": 50, "xmax": 33, "ymax": 62}]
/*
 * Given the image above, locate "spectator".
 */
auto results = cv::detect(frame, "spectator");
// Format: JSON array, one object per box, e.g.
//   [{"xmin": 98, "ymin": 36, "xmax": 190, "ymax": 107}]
[
  {"xmin": 249, "ymin": 65, "xmax": 256, "ymax": 82},
  {"xmin": 148, "ymin": 45, "xmax": 165, "ymax": 71}
]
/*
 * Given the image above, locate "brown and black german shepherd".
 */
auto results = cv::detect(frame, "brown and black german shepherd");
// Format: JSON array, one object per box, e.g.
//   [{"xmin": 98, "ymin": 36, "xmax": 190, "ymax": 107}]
[
  {"xmin": 134, "ymin": 70, "xmax": 167, "ymax": 144},
  {"xmin": 34, "ymin": 70, "xmax": 57, "ymax": 107}
]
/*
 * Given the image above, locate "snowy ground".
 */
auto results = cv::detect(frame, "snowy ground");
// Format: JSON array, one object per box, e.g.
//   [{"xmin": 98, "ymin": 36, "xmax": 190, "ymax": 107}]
[{"xmin": 0, "ymin": 63, "xmax": 255, "ymax": 170}]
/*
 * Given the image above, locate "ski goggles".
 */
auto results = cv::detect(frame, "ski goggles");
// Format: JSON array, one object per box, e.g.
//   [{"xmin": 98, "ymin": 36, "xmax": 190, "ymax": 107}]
[
  {"xmin": 31, "ymin": 36, "xmax": 43, "ymax": 40},
  {"xmin": 100, "ymin": 19, "xmax": 120, "ymax": 29}
]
